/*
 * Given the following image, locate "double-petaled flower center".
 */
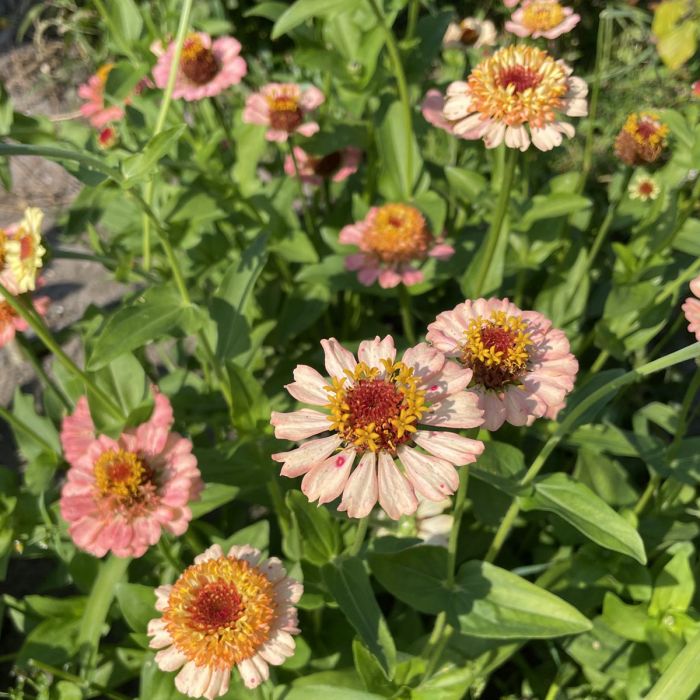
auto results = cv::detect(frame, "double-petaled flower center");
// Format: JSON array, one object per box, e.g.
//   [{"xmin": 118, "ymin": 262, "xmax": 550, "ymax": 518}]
[
  {"xmin": 94, "ymin": 449, "xmax": 153, "ymax": 501},
  {"xmin": 461, "ymin": 311, "xmax": 533, "ymax": 389},
  {"xmin": 326, "ymin": 360, "xmax": 427, "ymax": 453},
  {"xmin": 189, "ymin": 581, "xmax": 243, "ymax": 632},
  {"xmin": 181, "ymin": 34, "xmax": 219, "ymax": 85},
  {"xmin": 266, "ymin": 93, "xmax": 304, "ymax": 132},
  {"xmin": 623, "ymin": 113, "xmax": 668, "ymax": 149},
  {"xmin": 521, "ymin": 1, "xmax": 566, "ymax": 32},
  {"xmin": 363, "ymin": 204, "xmax": 431, "ymax": 263}
]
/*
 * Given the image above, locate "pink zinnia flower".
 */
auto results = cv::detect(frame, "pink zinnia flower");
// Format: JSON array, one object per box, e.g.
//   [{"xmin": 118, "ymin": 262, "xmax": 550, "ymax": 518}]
[
  {"xmin": 271, "ymin": 336, "xmax": 484, "ymax": 520},
  {"xmin": 682, "ymin": 277, "xmax": 700, "ymax": 342},
  {"xmin": 152, "ymin": 32, "xmax": 247, "ymax": 101},
  {"xmin": 339, "ymin": 203, "xmax": 455, "ymax": 289},
  {"xmin": 148, "ymin": 543, "xmax": 302, "ymax": 697},
  {"xmin": 427, "ymin": 299, "xmax": 578, "ymax": 431},
  {"xmin": 505, "ymin": 0, "xmax": 580, "ymax": 39},
  {"xmin": 242, "ymin": 83, "xmax": 324, "ymax": 142},
  {"xmin": 422, "ymin": 90, "xmax": 462, "ymax": 137},
  {"xmin": 59, "ymin": 389, "xmax": 202, "ymax": 558},
  {"xmin": 283, "ymin": 146, "xmax": 361, "ymax": 186},
  {"xmin": 78, "ymin": 64, "xmax": 125, "ymax": 129},
  {"xmin": 0, "ymin": 279, "xmax": 49, "ymax": 348}
]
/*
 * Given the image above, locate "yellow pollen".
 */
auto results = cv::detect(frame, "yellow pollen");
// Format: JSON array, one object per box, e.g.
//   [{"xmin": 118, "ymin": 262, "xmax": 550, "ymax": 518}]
[
  {"xmin": 522, "ymin": 1, "xmax": 566, "ymax": 32},
  {"xmin": 96, "ymin": 63, "xmax": 114, "ymax": 87},
  {"xmin": 363, "ymin": 204, "xmax": 431, "ymax": 263},
  {"xmin": 93, "ymin": 449, "xmax": 148, "ymax": 500},
  {"xmin": 622, "ymin": 112, "xmax": 669, "ymax": 149},
  {"xmin": 163, "ymin": 555, "xmax": 276, "ymax": 670}
]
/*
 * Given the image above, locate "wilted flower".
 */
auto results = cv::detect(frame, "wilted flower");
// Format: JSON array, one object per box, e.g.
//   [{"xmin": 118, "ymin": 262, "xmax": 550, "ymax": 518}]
[
  {"xmin": 0, "ymin": 207, "xmax": 46, "ymax": 294},
  {"xmin": 614, "ymin": 112, "xmax": 668, "ymax": 166},
  {"xmin": 59, "ymin": 389, "xmax": 202, "ymax": 558},
  {"xmin": 339, "ymin": 204, "xmax": 454, "ymax": 288},
  {"xmin": 243, "ymin": 83, "xmax": 324, "ymax": 142},
  {"xmin": 441, "ymin": 45, "xmax": 588, "ymax": 151},
  {"xmin": 78, "ymin": 64, "xmax": 126, "ymax": 129},
  {"xmin": 628, "ymin": 173, "xmax": 660, "ymax": 201},
  {"xmin": 0, "ymin": 280, "xmax": 49, "ymax": 348},
  {"xmin": 284, "ymin": 146, "xmax": 361, "ymax": 186},
  {"xmin": 443, "ymin": 18, "xmax": 497, "ymax": 49},
  {"xmin": 148, "ymin": 543, "xmax": 302, "ymax": 697},
  {"xmin": 271, "ymin": 336, "xmax": 484, "ymax": 520},
  {"xmin": 505, "ymin": 0, "xmax": 581, "ymax": 39},
  {"xmin": 682, "ymin": 277, "xmax": 700, "ymax": 342},
  {"xmin": 427, "ymin": 299, "xmax": 578, "ymax": 431}
]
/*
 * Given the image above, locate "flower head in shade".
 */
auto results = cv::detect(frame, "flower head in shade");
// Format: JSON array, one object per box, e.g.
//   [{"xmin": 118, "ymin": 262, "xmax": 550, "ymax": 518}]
[
  {"xmin": 682, "ymin": 277, "xmax": 700, "ymax": 342},
  {"xmin": 153, "ymin": 32, "xmax": 247, "ymax": 102},
  {"xmin": 284, "ymin": 146, "xmax": 361, "ymax": 186},
  {"xmin": 59, "ymin": 389, "xmax": 202, "ymax": 558},
  {"xmin": 243, "ymin": 83, "xmax": 324, "ymax": 142},
  {"xmin": 442, "ymin": 45, "xmax": 588, "ymax": 151},
  {"xmin": 614, "ymin": 112, "xmax": 669, "ymax": 166},
  {"xmin": 97, "ymin": 126, "xmax": 118, "ymax": 149},
  {"xmin": 148, "ymin": 544, "xmax": 302, "ymax": 697},
  {"xmin": 0, "ymin": 281, "xmax": 49, "ymax": 348},
  {"xmin": 427, "ymin": 299, "xmax": 578, "ymax": 431},
  {"xmin": 443, "ymin": 18, "xmax": 497, "ymax": 49},
  {"xmin": 339, "ymin": 204, "xmax": 454, "ymax": 288},
  {"xmin": 78, "ymin": 64, "xmax": 126, "ymax": 129},
  {"xmin": 628, "ymin": 173, "xmax": 660, "ymax": 201},
  {"xmin": 271, "ymin": 336, "xmax": 484, "ymax": 520},
  {"xmin": 2, "ymin": 207, "xmax": 46, "ymax": 293},
  {"xmin": 505, "ymin": 0, "xmax": 580, "ymax": 39}
]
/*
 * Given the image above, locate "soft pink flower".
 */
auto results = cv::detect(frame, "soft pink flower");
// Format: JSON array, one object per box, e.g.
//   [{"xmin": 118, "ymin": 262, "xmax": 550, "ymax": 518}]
[
  {"xmin": 505, "ymin": 0, "xmax": 581, "ymax": 40},
  {"xmin": 283, "ymin": 146, "xmax": 361, "ymax": 186},
  {"xmin": 682, "ymin": 277, "xmax": 700, "ymax": 342},
  {"xmin": 148, "ymin": 543, "xmax": 302, "ymax": 697},
  {"xmin": 59, "ymin": 389, "xmax": 202, "ymax": 558},
  {"xmin": 78, "ymin": 64, "xmax": 125, "ymax": 129},
  {"xmin": 0, "ymin": 278, "xmax": 49, "ymax": 348},
  {"xmin": 271, "ymin": 336, "xmax": 484, "ymax": 520},
  {"xmin": 152, "ymin": 32, "xmax": 247, "ymax": 101},
  {"xmin": 427, "ymin": 298, "xmax": 578, "ymax": 431},
  {"xmin": 339, "ymin": 203, "xmax": 455, "ymax": 289},
  {"xmin": 243, "ymin": 83, "xmax": 324, "ymax": 142}
]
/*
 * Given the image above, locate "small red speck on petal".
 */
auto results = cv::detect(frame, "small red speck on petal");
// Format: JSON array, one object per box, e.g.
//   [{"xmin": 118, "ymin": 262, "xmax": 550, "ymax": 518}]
[
  {"xmin": 430, "ymin": 385, "xmax": 439, "ymax": 391},
  {"xmin": 335, "ymin": 456, "xmax": 346, "ymax": 467}
]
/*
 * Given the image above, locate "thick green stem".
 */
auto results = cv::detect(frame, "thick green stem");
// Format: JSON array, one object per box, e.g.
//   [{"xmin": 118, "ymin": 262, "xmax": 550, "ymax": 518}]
[
  {"xmin": 405, "ymin": 0, "xmax": 419, "ymax": 40},
  {"xmin": 347, "ymin": 517, "xmax": 369, "ymax": 557},
  {"xmin": 398, "ymin": 284, "xmax": 417, "ymax": 345}
]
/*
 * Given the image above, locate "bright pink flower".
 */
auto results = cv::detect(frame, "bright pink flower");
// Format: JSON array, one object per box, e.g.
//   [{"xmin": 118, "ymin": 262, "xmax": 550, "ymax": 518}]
[
  {"xmin": 682, "ymin": 277, "xmax": 700, "ymax": 342},
  {"xmin": 505, "ymin": 0, "xmax": 581, "ymax": 39},
  {"xmin": 148, "ymin": 543, "xmax": 302, "ymax": 696},
  {"xmin": 339, "ymin": 203, "xmax": 454, "ymax": 289},
  {"xmin": 59, "ymin": 389, "xmax": 202, "ymax": 558},
  {"xmin": 78, "ymin": 64, "xmax": 125, "ymax": 128},
  {"xmin": 283, "ymin": 146, "xmax": 361, "ymax": 186},
  {"xmin": 271, "ymin": 336, "xmax": 484, "ymax": 520},
  {"xmin": 427, "ymin": 299, "xmax": 578, "ymax": 431},
  {"xmin": 152, "ymin": 32, "xmax": 247, "ymax": 102},
  {"xmin": 243, "ymin": 83, "xmax": 324, "ymax": 142}
]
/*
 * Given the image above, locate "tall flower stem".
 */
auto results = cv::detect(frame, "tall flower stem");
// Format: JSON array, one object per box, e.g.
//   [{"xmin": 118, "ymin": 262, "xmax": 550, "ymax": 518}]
[
  {"xmin": 288, "ymin": 141, "xmax": 317, "ymax": 242},
  {"xmin": 398, "ymin": 284, "xmax": 417, "ymax": 345},
  {"xmin": 405, "ymin": 0, "xmax": 420, "ymax": 40},
  {"xmin": 347, "ymin": 516, "xmax": 369, "ymax": 557},
  {"xmin": 472, "ymin": 148, "xmax": 518, "ymax": 298},
  {"xmin": 484, "ymin": 342, "xmax": 700, "ymax": 563},
  {"xmin": 15, "ymin": 334, "xmax": 72, "ymax": 410}
]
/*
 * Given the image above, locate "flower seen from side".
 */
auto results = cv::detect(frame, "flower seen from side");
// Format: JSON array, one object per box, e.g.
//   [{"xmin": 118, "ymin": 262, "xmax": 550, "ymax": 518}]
[
  {"xmin": 271, "ymin": 336, "xmax": 485, "ymax": 520},
  {"xmin": 78, "ymin": 64, "xmax": 126, "ymax": 128},
  {"xmin": 440, "ymin": 45, "xmax": 588, "ymax": 151},
  {"xmin": 339, "ymin": 204, "xmax": 454, "ymax": 288},
  {"xmin": 284, "ymin": 146, "xmax": 361, "ymax": 186},
  {"xmin": 505, "ymin": 0, "xmax": 581, "ymax": 39},
  {"xmin": 0, "ymin": 280, "xmax": 49, "ymax": 348},
  {"xmin": 628, "ymin": 173, "xmax": 660, "ymax": 201},
  {"xmin": 443, "ymin": 18, "xmax": 498, "ymax": 49},
  {"xmin": 427, "ymin": 299, "xmax": 578, "ymax": 431},
  {"xmin": 614, "ymin": 112, "xmax": 669, "ymax": 166},
  {"xmin": 243, "ymin": 83, "xmax": 324, "ymax": 142},
  {"xmin": 98, "ymin": 126, "xmax": 118, "ymax": 149},
  {"xmin": 682, "ymin": 277, "xmax": 700, "ymax": 342},
  {"xmin": 59, "ymin": 388, "xmax": 203, "ymax": 558},
  {"xmin": 148, "ymin": 543, "xmax": 302, "ymax": 697},
  {"xmin": 1, "ymin": 207, "xmax": 46, "ymax": 294}
]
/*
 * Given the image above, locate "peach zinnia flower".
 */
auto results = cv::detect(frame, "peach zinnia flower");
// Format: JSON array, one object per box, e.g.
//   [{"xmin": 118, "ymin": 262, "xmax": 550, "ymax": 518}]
[
  {"xmin": 153, "ymin": 33, "xmax": 247, "ymax": 101},
  {"xmin": 339, "ymin": 204, "xmax": 455, "ymax": 288},
  {"xmin": 443, "ymin": 18, "xmax": 497, "ymax": 49},
  {"xmin": 148, "ymin": 543, "xmax": 302, "ymax": 697},
  {"xmin": 271, "ymin": 336, "xmax": 484, "ymax": 520},
  {"xmin": 427, "ymin": 299, "xmax": 578, "ymax": 431},
  {"xmin": 2, "ymin": 207, "xmax": 46, "ymax": 294},
  {"xmin": 243, "ymin": 83, "xmax": 324, "ymax": 142},
  {"xmin": 284, "ymin": 146, "xmax": 361, "ymax": 186},
  {"xmin": 78, "ymin": 64, "xmax": 125, "ymax": 129},
  {"xmin": 441, "ymin": 45, "xmax": 588, "ymax": 151},
  {"xmin": 59, "ymin": 389, "xmax": 202, "ymax": 558},
  {"xmin": 682, "ymin": 277, "xmax": 700, "ymax": 342},
  {"xmin": 628, "ymin": 173, "xmax": 660, "ymax": 201},
  {"xmin": 614, "ymin": 112, "xmax": 669, "ymax": 166},
  {"xmin": 0, "ymin": 280, "xmax": 49, "ymax": 348},
  {"xmin": 505, "ymin": 0, "xmax": 580, "ymax": 39}
]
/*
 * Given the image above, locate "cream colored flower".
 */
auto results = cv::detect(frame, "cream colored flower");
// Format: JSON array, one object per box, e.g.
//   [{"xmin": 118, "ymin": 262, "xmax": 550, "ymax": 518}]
[{"xmin": 4, "ymin": 207, "xmax": 46, "ymax": 293}]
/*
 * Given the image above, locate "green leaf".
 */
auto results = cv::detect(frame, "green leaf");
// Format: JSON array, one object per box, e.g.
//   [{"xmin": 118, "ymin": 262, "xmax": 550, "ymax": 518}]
[
  {"xmin": 649, "ymin": 545, "xmax": 695, "ymax": 616},
  {"xmin": 272, "ymin": 0, "xmax": 361, "ymax": 38},
  {"xmin": 189, "ymin": 483, "xmax": 240, "ymax": 519},
  {"xmin": 11, "ymin": 388, "xmax": 61, "ymax": 458},
  {"xmin": 322, "ymin": 557, "xmax": 396, "ymax": 677},
  {"xmin": 520, "ymin": 473, "xmax": 647, "ymax": 564},
  {"xmin": 285, "ymin": 687, "xmax": 384, "ymax": 700},
  {"xmin": 286, "ymin": 491, "xmax": 341, "ymax": 566},
  {"xmin": 645, "ymin": 626, "xmax": 700, "ymax": 700},
  {"xmin": 122, "ymin": 126, "xmax": 186, "ymax": 183},
  {"xmin": 104, "ymin": 61, "xmax": 149, "ymax": 101},
  {"xmin": 140, "ymin": 654, "xmax": 189, "ymax": 699},
  {"xmin": 652, "ymin": 0, "xmax": 699, "ymax": 69},
  {"xmin": 445, "ymin": 167, "xmax": 487, "ymax": 201},
  {"xmin": 517, "ymin": 193, "xmax": 591, "ymax": 231},
  {"xmin": 214, "ymin": 521, "xmax": 270, "ymax": 553},
  {"xmin": 226, "ymin": 362, "xmax": 271, "ymax": 433},
  {"xmin": 108, "ymin": 0, "xmax": 143, "ymax": 45},
  {"xmin": 116, "ymin": 583, "xmax": 156, "ymax": 634},
  {"xmin": 470, "ymin": 441, "xmax": 528, "ymax": 496},
  {"xmin": 352, "ymin": 639, "xmax": 398, "ymax": 695},
  {"xmin": 377, "ymin": 100, "xmax": 422, "ymax": 200},
  {"xmin": 601, "ymin": 592, "xmax": 648, "ymax": 642},
  {"xmin": 244, "ymin": 2, "xmax": 288, "ymax": 20}
]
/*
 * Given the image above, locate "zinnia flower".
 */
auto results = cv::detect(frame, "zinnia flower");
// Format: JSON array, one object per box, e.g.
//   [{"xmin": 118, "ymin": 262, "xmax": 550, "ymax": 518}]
[
  {"xmin": 682, "ymin": 277, "xmax": 700, "ymax": 342},
  {"xmin": 628, "ymin": 173, "xmax": 660, "ymax": 201},
  {"xmin": 271, "ymin": 336, "xmax": 485, "ymax": 520},
  {"xmin": 443, "ymin": 18, "xmax": 498, "ymax": 49},
  {"xmin": 59, "ymin": 389, "xmax": 202, "ymax": 558},
  {"xmin": 243, "ymin": 83, "xmax": 324, "ymax": 142},
  {"xmin": 284, "ymin": 146, "xmax": 361, "ymax": 186},
  {"xmin": 148, "ymin": 543, "xmax": 302, "ymax": 697},
  {"xmin": 78, "ymin": 64, "xmax": 125, "ymax": 129},
  {"xmin": 441, "ymin": 45, "xmax": 588, "ymax": 151},
  {"xmin": 505, "ymin": 0, "xmax": 580, "ymax": 39},
  {"xmin": 339, "ymin": 204, "xmax": 455, "ymax": 288},
  {"xmin": 0, "ymin": 281, "xmax": 49, "ymax": 348},
  {"xmin": 97, "ymin": 126, "xmax": 118, "ymax": 149},
  {"xmin": 152, "ymin": 33, "xmax": 247, "ymax": 101},
  {"xmin": 1, "ymin": 207, "xmax": 46, "ymax": 294},
  {"xmin": 427, "ymin": 299, "xmax": 578, "ymax": 431},
  {"xmin": 614, "ymin": 112, "xmax": 669, "ymax": 166}
]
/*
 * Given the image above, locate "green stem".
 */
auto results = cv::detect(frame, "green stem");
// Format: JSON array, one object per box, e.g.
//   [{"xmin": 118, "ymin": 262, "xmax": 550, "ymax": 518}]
[
  {"xmin": 446, "ymin": 466, "xmax": 469, "ymax": 586},
  {"xmin": 645, "ymin": 628, "xmax": 700, "ymax": 700},
  {"xmin": 288, "ymin": 141, "xmax": 317, "ymax": 241},
  {"xmin": 472, "ymin": 148, "xmax": 518, "ymax": 298},
  {"xmin": 15, "ymin": 335, "xmax": 72, "ymax": 410},
  {"xmin": 646, "ymin": 313, "xmax": 685, "ymax": 362},
  {"xmin": 28, "ymin": 659, "xmax": 130, "ymax": 700},
  {"xmin": 484, "ymin": 343, "xmax": 700, "ymax": 563},
  {"xmin": 633, "ymin": 475, "xmax": 660, "ymax": 517},
  {"xmin": 405, "ymin": 0, "xmax": 419, "ymax": 40},
  {"xmin": 347, "ymin": 517, "xmax": 369, "ymax": 557},
  {"xmin": 366, "ymin": 0, "xmax": 414, "ymax": 199},
  {"xmin": 590, "ymin": 350, "xmax": 609, "ymax": 374},
  {"xmin": 398, "ymin": 284, "xmax": 417, "ymax": 345}
]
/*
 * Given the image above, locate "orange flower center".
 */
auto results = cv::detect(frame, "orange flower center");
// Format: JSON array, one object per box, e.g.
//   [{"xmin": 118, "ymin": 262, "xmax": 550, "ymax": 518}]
[
  {"xmin": 164, "ymin": 555, "xmax": 276, "ymax": 670},
  {"xmin": 0, "ymin": 300, "xmax": 16, "ymax": 327},
  {"xmin": 638, "ymin": 181, "xmax": 654, "ymax": 196},
  {"xmin": 266, "ymin": 94, "xmax": 303, "ymax": 132},
  {"xmin": 93, "ymin": 449, "xmax": 153, "ymax": 501},
  {"xmin": 19, "ymin": 232, "xmax": 34, "ymax": 261},
  {"xmin": 363, "ymin": 204, "xmax": 431, "ymax": 263},
  {"xmin": 522, "ymin": 1, "xmax": 565, "ymax": 32},
  {"xmin": 181, "ymin": 34, "xmax": 219, "ymax": 85}
]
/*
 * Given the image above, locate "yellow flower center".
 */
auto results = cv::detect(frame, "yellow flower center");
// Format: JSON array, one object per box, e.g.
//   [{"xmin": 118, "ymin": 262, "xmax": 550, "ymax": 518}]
[
  {"xmin": 325, "ymin": 360, "xmax": 427, "ymax": 454},
  {"xmin": 522, "ymin": 1, "xmax": 565, "ymax": 32},
  {"xmin": 363, "ymin": 204, "xmax": 431, "ymax": 264},
  {"xmin": 93, "ymin": 449, "xmax": 151, "ymax": 500},
  {"xmin": 163, "ymin": 556, "xmax": 276, "ymax": 670},
  {"xmin": 181, "ymin": 34, "xmax": 219, "ymax": 85},
  {"xmin": 266, "ymin": 92, "xmax": 303, "ymax": 132},
  {"xmin": 462, "ymin": 311, "xmax": 533, "ymax": 389},
  {"xmin": 622, "ymin": 112, "xmax": 668, "ymax": 149}
]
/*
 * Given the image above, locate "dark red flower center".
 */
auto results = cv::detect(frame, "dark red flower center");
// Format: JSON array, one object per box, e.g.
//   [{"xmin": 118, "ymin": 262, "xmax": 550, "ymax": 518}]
[
  {"xmin": 189, "ymin": 581, "xmax": 243, "ymax": 632},
  {"xmin": 499, "ymin": 66, "xmax": 542, "ymax": 93},
  {"xmin": 460, "ymin": 27, "xmax": 480, "ymax": 45},
  {"xmin": 313, "ymin": 151, "xmax": 343, "ymax": 177},
  {"xmin": 181, "ymin": 35, "xmax": 219, "ymax": 85}
]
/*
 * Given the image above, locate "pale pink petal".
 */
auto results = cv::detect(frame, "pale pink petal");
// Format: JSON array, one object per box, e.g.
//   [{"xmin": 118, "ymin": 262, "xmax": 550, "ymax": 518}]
[
  {"xmin": 377, "ymin": 452, "xmax": 418, "ymax": 519},
  {"xmin": 273, "ymin": 434, "xmax": 343, "ymax": 478},
  {"xmin": 60, "ymin": 396, "xmax": 95, "ymax": 468},
  {"xmin": 414, "ymin": 430, "xmax": 484, "ymax": 466},
  {"xmin": 338, "ymin": 452, "xmax": 378, "ymax": 518},
  {"xmin": 285, "ymin": 364, "xmax": 330, "ymax": 405},
  {"xmin": 423, "ymin": 391, "xmax": 484, "ymax": 429},
  {"xmin": 358, "ymin": 336, "xmax": 396, "ymax": 369},
  {"xmin": 320, "ymin": 338, "xmax": 357, "ymax": 378},
  {"xmin": 300, "ymin": 86, "xmax": 325, "ymax": 111},
  {"xmin": 271, "ymin": 409, "xmax": 329, "ymax": 440},
  {"xmin": 301, "ymin": 448, "xmax": 356, "ymax": 505}
]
